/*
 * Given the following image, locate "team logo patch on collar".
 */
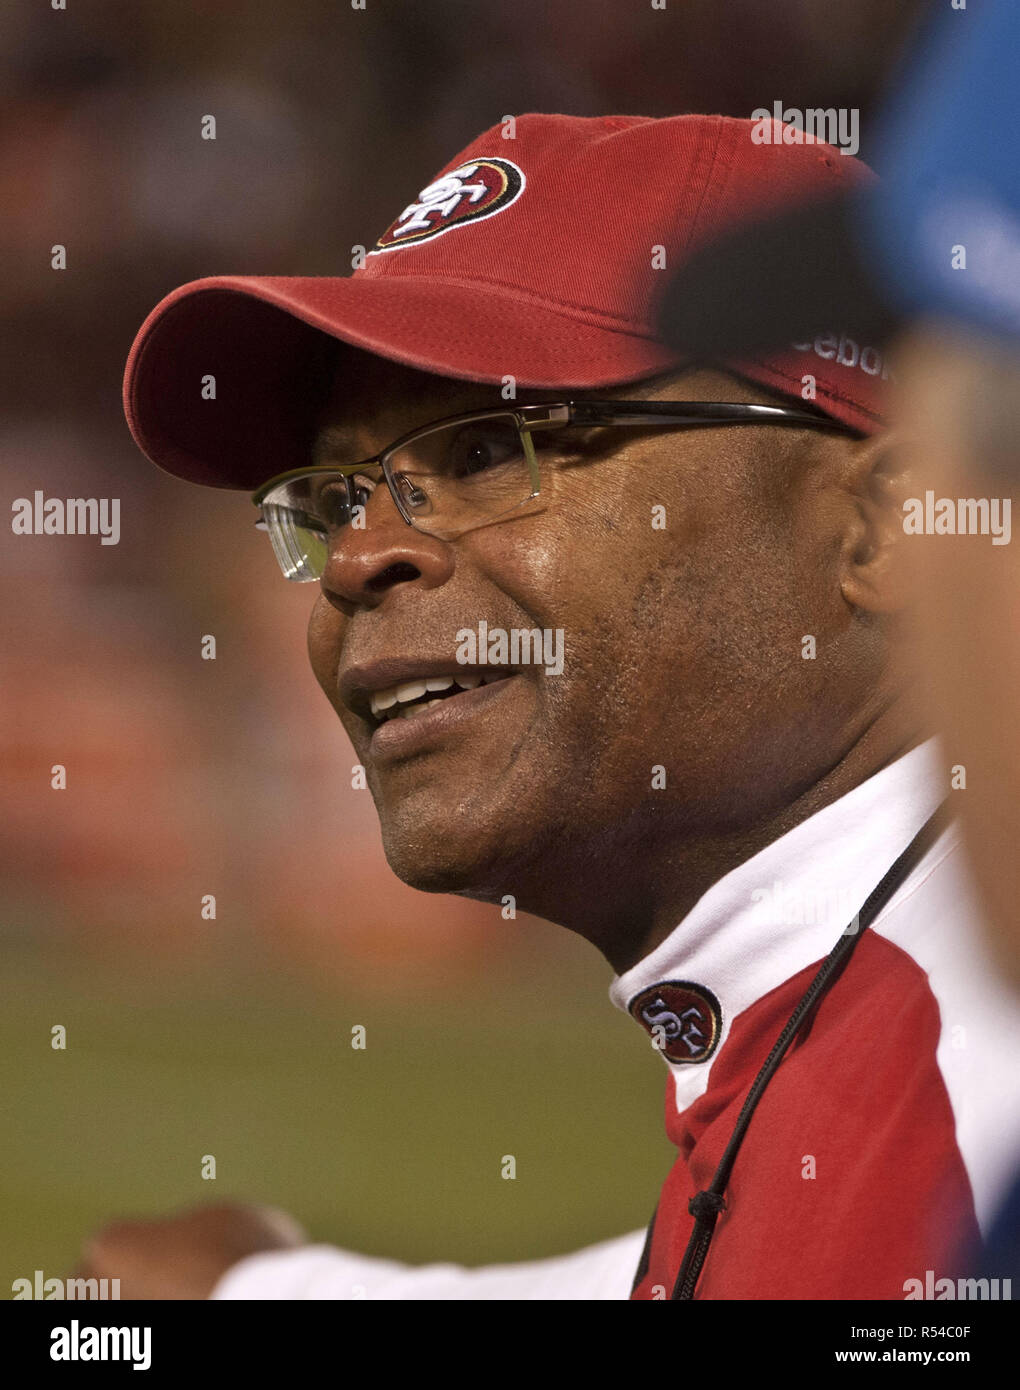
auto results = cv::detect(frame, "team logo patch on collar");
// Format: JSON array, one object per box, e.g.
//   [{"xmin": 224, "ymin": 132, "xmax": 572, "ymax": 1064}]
[
  {"xmin": 629, "ymin": 981, "xmax": 722, "ymax": 1064},
  {"xmin": 370, "ymin": 157, "xmax": 525, "ymax": 253}
]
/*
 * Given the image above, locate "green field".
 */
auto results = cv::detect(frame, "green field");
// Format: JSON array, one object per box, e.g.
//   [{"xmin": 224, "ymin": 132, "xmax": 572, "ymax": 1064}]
[{"xmin": 1, "ymin": 928, "xmax": 671, "ymax": 1294}]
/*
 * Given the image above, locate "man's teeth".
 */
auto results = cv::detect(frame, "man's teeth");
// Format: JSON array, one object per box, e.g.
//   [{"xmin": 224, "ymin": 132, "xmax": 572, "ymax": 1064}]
[{"xmin": 369, "ymin": 671, "xmax": 498, "ymax": 721}]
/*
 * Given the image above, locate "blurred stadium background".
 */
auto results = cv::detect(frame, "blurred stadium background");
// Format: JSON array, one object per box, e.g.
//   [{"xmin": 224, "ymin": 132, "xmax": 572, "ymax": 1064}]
[{"xmin": 1, "ymin": 0, "xmax": 930, "ymax": 1288}]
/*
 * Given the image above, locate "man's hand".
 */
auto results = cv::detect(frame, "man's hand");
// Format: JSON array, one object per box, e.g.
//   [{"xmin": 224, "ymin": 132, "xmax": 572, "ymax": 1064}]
[{"xmin": 74, "ymin": 1201, "xmax": 308, "ymax": 1299}]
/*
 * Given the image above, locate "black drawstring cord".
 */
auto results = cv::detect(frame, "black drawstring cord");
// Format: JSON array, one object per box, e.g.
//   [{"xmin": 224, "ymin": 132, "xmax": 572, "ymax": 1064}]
[{"xmin": 668, "ymin": 800, "xmax": 950, "ymax": 1301}]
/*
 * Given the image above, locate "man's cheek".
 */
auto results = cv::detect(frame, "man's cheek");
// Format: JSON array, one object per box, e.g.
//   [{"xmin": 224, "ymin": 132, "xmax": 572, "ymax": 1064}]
[{"xmin": 307, "ymin": 598, "xmax": 342, "ymax": 697}]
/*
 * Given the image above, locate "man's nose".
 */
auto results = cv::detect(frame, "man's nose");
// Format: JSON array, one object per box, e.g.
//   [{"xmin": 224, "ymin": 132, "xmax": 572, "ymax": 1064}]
[{"xmin": 319, "ymin": 483, "xmax": 453, "ymax": 606}]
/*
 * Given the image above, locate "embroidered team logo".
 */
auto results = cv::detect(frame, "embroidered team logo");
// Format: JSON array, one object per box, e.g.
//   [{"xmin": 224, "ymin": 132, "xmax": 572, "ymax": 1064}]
[
  {"xmin": 370, "ymin": 157, "xmax": 525, "ymax": 253},
  {"xmin": 629, "ymin": 981, "xmax": 722, "ymax": 1064}
]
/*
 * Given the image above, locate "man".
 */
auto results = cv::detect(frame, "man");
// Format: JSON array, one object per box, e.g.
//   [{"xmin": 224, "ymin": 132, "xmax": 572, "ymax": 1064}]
[
  {"xmin": 657, "ymin": 0, "xmax": 1020, "ymax": 1284},
  {"xmin": 94, "ymin": 114, "xmax": 1020, "ymax": 1299}
]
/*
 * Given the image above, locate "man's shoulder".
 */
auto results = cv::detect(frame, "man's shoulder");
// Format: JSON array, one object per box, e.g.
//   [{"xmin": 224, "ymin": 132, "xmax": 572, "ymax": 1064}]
[
  {"xmin": 868, "ymin": 823, "xmax": 1019, "ymax": 1043},
  {"xmin": 850, "ymin": 826, "xmax": 1020, "ymax": 1229}
]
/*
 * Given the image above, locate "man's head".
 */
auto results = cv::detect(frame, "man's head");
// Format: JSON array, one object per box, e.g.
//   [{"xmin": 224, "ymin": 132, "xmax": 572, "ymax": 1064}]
[
  {"xmin": 304, "ymin": 345, "xmax": 907, "ymax": 926},
  {"xmin": 123, "ymin": 112, "xmax": 914, "ymax": 963}
]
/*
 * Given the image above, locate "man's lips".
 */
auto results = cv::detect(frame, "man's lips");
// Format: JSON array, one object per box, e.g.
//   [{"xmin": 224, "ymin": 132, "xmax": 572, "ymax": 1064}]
[
  {"xmin": 339, "ymin": 658, "xmax": 520, "ymax": 726},
  {"xmin": 367, "ymin": 673, "xmax": 522, "ymax": 760}
]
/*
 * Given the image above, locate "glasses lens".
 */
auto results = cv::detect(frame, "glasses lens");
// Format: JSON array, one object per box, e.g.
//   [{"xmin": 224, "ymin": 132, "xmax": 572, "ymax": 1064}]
[
  {"xmin": 260, "ymin": 501, "xmax": 328, "ymax": 582},
  {"xmin": 258, "ymin": 471, "xmax": 378, "ymax": 582},
  {"xmin": 386, "ymin": 413, "xmax": 537, "ymax": 537}
]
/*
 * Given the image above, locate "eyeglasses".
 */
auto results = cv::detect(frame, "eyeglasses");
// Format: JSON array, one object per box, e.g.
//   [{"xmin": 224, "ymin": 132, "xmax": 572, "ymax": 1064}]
[{"xmin": 252, "ymin": 399, "xmax": 860, "ymax": 583}]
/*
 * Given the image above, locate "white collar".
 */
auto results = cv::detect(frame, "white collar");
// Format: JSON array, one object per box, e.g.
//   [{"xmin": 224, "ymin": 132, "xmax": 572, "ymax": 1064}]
[{"xmin": 609, "ymin": 738, "xmax": 949, "ymax": 1112}]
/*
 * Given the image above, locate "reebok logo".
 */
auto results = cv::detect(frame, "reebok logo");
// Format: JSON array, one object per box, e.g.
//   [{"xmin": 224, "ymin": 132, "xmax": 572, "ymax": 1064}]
[{"xmin": 791, "ymin": 333, "xmax": 895, "ymax": 382}]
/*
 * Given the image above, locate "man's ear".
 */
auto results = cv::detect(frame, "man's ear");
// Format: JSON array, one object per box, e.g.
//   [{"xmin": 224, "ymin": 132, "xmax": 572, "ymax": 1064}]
[{"xmin": 837, "ymin": 429, "xmax": 913, "ymax": 615}]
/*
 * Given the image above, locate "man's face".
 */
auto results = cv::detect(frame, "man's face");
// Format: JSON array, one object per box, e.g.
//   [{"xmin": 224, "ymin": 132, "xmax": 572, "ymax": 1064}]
[{"xmin": 306, "ymin": 353, "xmax": 881, "ymax": 911}]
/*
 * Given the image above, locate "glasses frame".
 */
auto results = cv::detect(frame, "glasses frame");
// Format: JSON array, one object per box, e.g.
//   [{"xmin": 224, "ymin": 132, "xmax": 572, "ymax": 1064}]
[{"xmin": 252, "ymin": 399, "xmax": 861, "ymax": 560}]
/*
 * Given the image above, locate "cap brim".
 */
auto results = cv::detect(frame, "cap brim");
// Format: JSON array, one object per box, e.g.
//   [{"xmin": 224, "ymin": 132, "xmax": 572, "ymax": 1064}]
[
  {"xmin": 656, "ymin": 191, "xmax": 905, "ymax": 363},
  {"xmin": 123, "ymin": 274, "xmax": 683, "ymax": 490}
]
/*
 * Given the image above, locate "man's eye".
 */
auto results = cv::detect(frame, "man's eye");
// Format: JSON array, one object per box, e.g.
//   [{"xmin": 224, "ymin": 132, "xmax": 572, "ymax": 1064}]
[
  {"xmin": 447, "ymin": 425, "xmax": 521, "ymax": 478},
  {"xmin": 313, "ymin": 473, "xmax": 378, "ymax": 528},
  {"xmin": 316, "ymin": 483, "xmax": 351, "ymax": 529},
  {"xmin": 350, "ymin": 472, "xmax": 378, "ymax": 508}
]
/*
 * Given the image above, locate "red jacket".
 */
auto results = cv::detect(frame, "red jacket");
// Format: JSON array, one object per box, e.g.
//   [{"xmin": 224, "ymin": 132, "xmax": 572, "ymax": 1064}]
[{"xmin": 619, "ymin": 742, "xmax": 1015, "ymax": 1300}]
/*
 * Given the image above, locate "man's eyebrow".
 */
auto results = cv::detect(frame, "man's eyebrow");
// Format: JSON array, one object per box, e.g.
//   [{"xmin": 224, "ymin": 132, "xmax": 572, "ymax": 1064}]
[
  {"xmin": 311, "ymin": 424, "xmax": 367, "ymax": 467},
  {"xmin": 310, "ymin": 386, "xmax": 549, "ymax": 465}
]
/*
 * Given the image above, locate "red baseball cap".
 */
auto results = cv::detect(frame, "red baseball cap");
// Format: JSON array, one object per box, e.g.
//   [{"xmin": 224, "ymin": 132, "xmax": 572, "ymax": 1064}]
[{"xmin": 123, "ymin": 112, "xmax": 885, "ymax": 491}]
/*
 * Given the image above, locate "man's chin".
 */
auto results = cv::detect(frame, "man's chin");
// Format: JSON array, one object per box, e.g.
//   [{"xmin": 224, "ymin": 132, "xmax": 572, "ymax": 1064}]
[{"xmin": 379, "ymin": 826, "xmax": 516, "ymax": 899}]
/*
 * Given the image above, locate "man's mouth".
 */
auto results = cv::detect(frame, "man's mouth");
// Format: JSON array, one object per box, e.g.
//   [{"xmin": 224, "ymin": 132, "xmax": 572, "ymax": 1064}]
[
  {"xmin": 337, "ymin": 659, "xmax": 526, "ymax": 756},
  {"xmin": 369, "ymin": 670, "xmax": 513, "ymax": 724}
]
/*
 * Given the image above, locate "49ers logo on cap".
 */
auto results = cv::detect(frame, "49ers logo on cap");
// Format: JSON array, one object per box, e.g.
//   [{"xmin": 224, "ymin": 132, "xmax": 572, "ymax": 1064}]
[
  {"xmin": 629, "ymin": 981, "xmax": 722, "ymax": 1064},
  {"xmin": 371, "ymin": 157, "xmax": 525, "ymax": 253}
]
